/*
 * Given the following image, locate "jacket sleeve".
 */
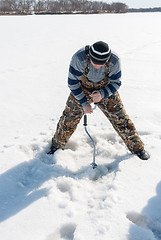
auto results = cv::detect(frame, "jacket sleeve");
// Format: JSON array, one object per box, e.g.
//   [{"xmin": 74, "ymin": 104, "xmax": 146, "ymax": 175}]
[
  {"xmin": 100, "ymin": 58, "xmax": 122, "ymax": 99},
  {"xmin": 68, "ymin": 54, "xmax": 89, "ymax": 107}
]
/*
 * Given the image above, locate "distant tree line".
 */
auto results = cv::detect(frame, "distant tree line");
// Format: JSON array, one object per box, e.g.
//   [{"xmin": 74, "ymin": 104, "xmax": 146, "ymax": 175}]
[
  {"xmin": 128, "ymin": 7, "xmax": 161, "ymax": 12},
  {"xmin": 0, "ymin": 0, "xmax": 128, "ymax": 15}
]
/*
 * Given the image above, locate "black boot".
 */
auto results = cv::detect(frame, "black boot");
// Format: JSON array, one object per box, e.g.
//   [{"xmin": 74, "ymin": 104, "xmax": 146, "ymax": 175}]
[
  {"xmin": 136, "ymin": 149, "xmax": 150, "ymax": 160},
  {"xmin": 47, "ymin": 145, "xmax": 58, "ymax": 155}
]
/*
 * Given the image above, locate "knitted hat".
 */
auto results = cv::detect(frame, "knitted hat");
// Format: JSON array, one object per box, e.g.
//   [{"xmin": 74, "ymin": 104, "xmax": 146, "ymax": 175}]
[{"xmin": 89, "ymin": 41, "xmax": 111, "ymax": 65}]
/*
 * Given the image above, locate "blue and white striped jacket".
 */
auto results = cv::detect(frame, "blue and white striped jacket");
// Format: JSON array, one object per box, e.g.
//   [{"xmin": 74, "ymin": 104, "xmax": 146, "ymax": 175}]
[{"xmin": 68, "ymin": 47, "xmax": 122, "ymax": 107}]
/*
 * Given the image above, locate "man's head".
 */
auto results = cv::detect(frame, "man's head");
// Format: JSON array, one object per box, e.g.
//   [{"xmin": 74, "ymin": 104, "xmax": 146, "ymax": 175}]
[{"xmin": 89, "ymin": 41, "xmax": 111, "ymax": 66}]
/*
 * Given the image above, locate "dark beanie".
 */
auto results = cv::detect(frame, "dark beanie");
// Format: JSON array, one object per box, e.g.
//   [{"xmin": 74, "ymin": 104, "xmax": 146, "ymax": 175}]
[{"xmin": 89, "ymin": 41, "xmax": 111, "ymax": 65}]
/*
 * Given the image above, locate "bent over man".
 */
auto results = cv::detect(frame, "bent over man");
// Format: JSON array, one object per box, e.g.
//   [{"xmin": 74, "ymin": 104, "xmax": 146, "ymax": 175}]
[{"xmin": 48, "ymin": 41, "xmax": 149, "ymax": 160}]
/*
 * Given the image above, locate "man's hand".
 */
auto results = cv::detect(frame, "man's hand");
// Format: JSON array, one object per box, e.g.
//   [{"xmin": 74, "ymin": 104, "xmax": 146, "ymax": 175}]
[
  {"xmin": 83, "ymin": 104, "xmax": 93, "ymax": 114},
  {"xmin": 92, "ymin": 90, "xmax": 102, "ymax": 103},
  {"xmin": 83, "ymin": 90, "xmax": 102, "ymax": 114}
]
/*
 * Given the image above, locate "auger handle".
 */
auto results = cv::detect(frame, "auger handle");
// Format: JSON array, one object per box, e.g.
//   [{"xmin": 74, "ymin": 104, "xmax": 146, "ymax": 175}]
[{"xmin": 83, "ymin": 114, "xmax": 87, "ymax": 126}]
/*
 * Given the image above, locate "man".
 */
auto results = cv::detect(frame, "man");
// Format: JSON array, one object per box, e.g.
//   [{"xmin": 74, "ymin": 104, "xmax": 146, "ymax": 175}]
[{"xmin": 48, "ymin": 41, "xmax": 149, "ymax": 160}]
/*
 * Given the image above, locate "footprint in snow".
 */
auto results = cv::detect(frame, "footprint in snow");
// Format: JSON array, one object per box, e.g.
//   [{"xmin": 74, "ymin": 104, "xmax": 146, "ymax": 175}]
[
  {"xmin": 47, "ymin": 223, "xmax": 77, "ymax": 240},
  {"xmin": 60, "ymin": 223, "xmax": 77, "ymax": 240},
  {"xmin": 127, "ymin": 212, "xmax": 148, "ymax": 228},
  {"xmin": 57, "ymin": 180, "xmax": 71, "ymax": 193}
]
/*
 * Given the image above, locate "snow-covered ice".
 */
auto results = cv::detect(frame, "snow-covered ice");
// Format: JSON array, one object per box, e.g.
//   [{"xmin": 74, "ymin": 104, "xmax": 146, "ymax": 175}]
[{"xmin": 0, "ymin": 13, "xmax": 161, "ymax": 240}]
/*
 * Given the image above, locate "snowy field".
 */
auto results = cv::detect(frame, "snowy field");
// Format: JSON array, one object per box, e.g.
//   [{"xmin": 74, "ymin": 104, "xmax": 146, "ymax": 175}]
[{"xmin": 0, "ymin": 12, "xmax": 161, "ymax": 240}]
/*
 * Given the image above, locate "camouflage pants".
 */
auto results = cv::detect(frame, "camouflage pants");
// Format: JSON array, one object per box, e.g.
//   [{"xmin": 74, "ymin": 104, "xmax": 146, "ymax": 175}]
[{"xmin": 52, "ymin": 89, "xmax": 144, "ymax": 154}]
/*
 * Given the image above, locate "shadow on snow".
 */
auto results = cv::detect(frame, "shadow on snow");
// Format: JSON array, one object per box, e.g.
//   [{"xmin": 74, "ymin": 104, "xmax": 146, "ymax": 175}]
[{"xmin": 0, "ymin": 149, "xmax": 131, "ymax": 223}]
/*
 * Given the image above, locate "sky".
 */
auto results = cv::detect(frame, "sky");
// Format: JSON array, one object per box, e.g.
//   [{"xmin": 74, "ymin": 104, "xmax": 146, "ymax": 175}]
[{"xmin": 103, "ymin": 0, "xmax": 161, "ymax": 9}]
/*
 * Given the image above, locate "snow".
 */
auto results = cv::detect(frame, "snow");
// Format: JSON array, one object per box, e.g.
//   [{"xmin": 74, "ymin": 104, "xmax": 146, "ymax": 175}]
[{"xmin": 0, "ymin": 12, "xmax": 161, "ymax": 240}]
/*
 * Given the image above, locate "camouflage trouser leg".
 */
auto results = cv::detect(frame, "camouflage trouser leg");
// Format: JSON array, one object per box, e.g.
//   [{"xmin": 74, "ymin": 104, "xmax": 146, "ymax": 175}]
[
  {"xmin": 97, "ymin": 92, "xmax": 144, "ymax": 153},
  {"xmin": 52, "ymin": 93, "xmax": 84, "ymax": 149},
  {"xmin": 52, "ymin": 91, "xmax": 144, "ymax": 153}
]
